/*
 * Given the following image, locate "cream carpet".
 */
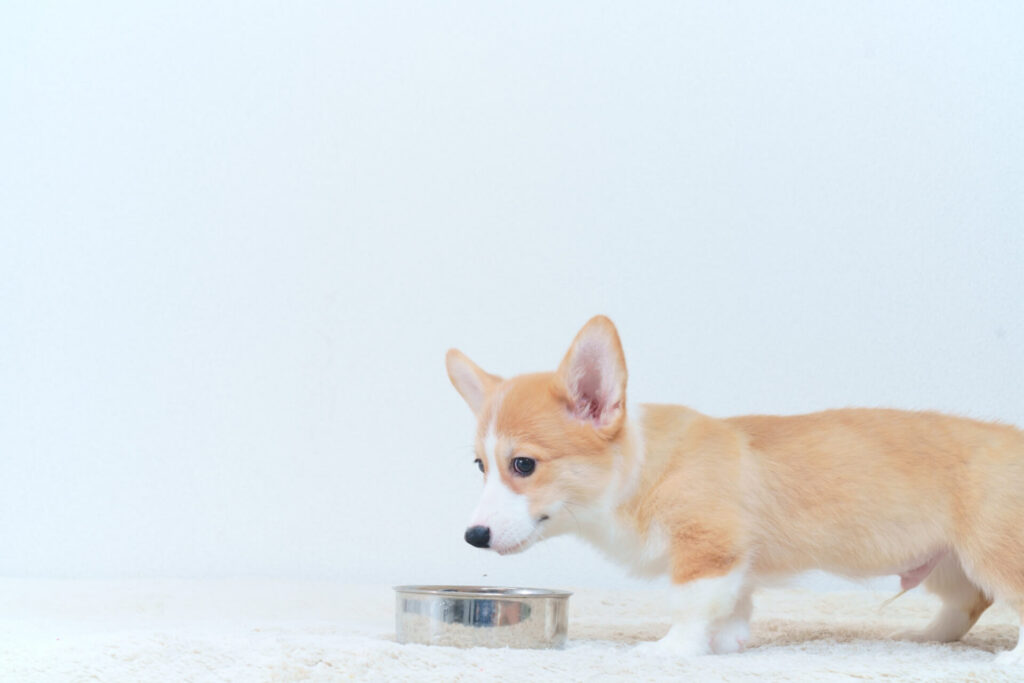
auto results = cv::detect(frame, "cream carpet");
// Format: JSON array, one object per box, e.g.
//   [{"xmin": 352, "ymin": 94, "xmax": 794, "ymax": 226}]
[{"xmin": 0, "ymin": 579, "xmax": 1019, "ymax": 682}]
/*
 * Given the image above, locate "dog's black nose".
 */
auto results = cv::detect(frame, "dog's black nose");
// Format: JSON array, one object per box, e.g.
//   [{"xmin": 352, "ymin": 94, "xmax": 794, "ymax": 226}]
[{"xmin": 464, "ymin": 525, "xmax": 490, "ymax": 548}]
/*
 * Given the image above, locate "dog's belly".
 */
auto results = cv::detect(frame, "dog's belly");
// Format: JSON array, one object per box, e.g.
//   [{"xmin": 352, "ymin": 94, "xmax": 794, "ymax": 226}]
[
  {"xmin": 751, "ymin": 513, "xmax": 952, "ymax": 582},
  {"xmin": 814, "ymin": 547, "xmax": 951, "ymax": 587},
  {"xmin": 750, "ymin": 546, "xmax": 951, "ymax": 591}
]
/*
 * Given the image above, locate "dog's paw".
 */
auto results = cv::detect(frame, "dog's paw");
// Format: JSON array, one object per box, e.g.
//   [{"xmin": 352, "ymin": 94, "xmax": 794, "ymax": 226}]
[
  {"xmin": 994, "ymin": 647, "xmax": 1024, "ymax": 667},
  {"xmin": 889, "ymin": 609, "xmax": 972, "ymax": 644},
  {"xmin": 634, "ymin": 629, "xmax": 711, "ymax": 658},
  {"xmin": 634, "ymin": 639, "xmax": 707, "ymax": 658},
  {"xmin": 889, "ymin": 623, "xmax": 966, "ymax": 644},
  {"xmin": 634, "ymin": 639, "xmax": 677, "ymax": 658},
  {"xmin": 710, "ymin": 618, "xmax": 750, "ymax": 654},
  {"xmin": 889, "ymin": 628, "xmax": 932, "ymax": 643}
]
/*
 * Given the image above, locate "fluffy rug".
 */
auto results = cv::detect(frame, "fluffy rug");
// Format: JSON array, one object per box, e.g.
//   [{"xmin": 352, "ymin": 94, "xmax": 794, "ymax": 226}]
[{"xmin": 0, "ymin": 579, "xmax": 1019, "ymax": 682}]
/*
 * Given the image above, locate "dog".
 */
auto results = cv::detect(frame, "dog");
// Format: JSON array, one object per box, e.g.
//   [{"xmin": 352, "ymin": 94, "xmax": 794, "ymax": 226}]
[{"xmin": 445, "ymin": 315, "xmax": 1024, "ymax": 664}]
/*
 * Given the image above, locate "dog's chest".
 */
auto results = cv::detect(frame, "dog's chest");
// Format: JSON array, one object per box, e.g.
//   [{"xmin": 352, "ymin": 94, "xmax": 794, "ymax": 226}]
[{"xmin": 577, "ymin": 513, "xmax": 671, "ymax": 577}]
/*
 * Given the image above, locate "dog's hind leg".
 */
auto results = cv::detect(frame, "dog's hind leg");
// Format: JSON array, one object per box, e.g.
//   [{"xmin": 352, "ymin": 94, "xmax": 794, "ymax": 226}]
[
  {"xmin": 894, "ymin": 553, "xmax": 991, "ymax": 643},
  {"xmin": 993, "ymin": 600, "xmax": 1024, "ymax": 667}
]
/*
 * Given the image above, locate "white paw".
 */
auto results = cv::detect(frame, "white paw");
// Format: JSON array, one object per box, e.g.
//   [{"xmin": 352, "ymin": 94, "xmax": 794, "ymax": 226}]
[
  {"xmin": 889, "ymin": 628, "xmax": 932, "ymax": 643},
  {"xmin": 891, "ymin": 609, "xmax": 970, "ymax": 643},
  {"xmin": 890, "ymin": 625, "xmax": 963, "ymax": 644},
  {"xmin": 635, "ymin": 630, "xmax": 711, "ymax": 658},
  {"xmin": 711, "ymin": 618, "xmax": 750, "ymax": 654},
  {"xmin": 994, "ymin": 648, "xmax": 1024, "ymax": 667}
]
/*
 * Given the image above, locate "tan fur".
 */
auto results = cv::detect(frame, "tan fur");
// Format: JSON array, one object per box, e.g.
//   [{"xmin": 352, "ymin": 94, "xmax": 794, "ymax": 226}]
[
  {"xmin": 447, "ymin": 315, "xmax": 1024, "ymax": 654},
  {"xmin": 477, "ymin": 373, "xmax": 620, "ymax": 520}
]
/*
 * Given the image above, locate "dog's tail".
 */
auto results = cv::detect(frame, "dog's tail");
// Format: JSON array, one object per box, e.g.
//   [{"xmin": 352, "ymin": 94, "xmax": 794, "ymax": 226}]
[{"xmin": 877, "ymin": 588, "xmax": 909, "ymax": 612}]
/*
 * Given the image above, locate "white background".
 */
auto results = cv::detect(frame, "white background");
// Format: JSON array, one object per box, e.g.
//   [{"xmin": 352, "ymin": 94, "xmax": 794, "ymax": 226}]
[{"xmin": 1, "ymin": 2, "xmax": 1021, "ymax": 591}]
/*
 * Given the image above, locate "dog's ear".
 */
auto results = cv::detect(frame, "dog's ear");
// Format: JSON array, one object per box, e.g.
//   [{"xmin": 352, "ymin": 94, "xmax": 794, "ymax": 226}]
[
  {"xmin": 446, "ymin": 349, "xmax": 501, "ymax": 415},
  {"xmin": 554, "ymin": 315, "xmax": 628, "ymax": 437}
]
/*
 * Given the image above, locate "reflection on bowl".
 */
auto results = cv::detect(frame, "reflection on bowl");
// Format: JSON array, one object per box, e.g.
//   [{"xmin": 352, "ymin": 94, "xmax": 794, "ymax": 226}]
[{"xmin": 394, "ymin": 585, "xmax": 571, "ymax": 649}]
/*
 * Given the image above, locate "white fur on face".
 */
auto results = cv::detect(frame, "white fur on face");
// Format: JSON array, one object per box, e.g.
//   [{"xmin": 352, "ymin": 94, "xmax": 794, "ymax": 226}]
[{"xmin": 468, "ymin": 422, "xmax": 538, "ymax": 554}]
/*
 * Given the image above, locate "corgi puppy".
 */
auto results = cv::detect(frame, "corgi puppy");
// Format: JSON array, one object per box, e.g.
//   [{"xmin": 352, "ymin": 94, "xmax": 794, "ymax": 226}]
[{"xmin": 445, "ymin": 315, "xmax": 1024, "ymax": 664}]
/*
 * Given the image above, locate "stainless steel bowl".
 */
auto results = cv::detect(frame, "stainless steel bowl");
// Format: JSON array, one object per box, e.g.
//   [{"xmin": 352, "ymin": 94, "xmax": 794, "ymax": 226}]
[{"xmin": 394, "ymin": 585, "xmax": 571, "ymax": 649}]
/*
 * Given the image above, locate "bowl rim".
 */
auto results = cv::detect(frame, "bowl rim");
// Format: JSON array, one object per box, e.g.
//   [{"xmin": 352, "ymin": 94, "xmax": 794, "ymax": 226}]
[{"xmin": 393, "ymin": 584, "xmax": 572, "ymax": 598}]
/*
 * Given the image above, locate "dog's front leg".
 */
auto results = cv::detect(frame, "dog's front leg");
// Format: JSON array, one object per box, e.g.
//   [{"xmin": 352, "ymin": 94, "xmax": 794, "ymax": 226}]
[{"xmin": 637, "ymin": 561, "xmax": 749, "ymax": 658}]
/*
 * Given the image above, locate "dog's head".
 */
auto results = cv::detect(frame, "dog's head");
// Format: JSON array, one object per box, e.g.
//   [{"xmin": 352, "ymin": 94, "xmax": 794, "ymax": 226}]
[{"xmin": 445, "ymin": 315, "xmax": 630, "ymax": 554}]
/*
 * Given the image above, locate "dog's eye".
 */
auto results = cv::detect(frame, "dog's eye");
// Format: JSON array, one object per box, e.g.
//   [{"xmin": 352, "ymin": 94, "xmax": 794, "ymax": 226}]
[
  {"xmin": 474, "ymin": 459, "xmax": 484, "ymax": 473},
  {"xmin": 511, "ymin": 457, "xmax": 536, "ymax": 476}
]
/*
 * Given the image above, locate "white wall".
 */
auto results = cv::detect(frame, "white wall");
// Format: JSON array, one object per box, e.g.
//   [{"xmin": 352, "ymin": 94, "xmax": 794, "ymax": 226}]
[{"xmin": 1, "ymin": 2, "xmax": 1021, "ymax": 590}]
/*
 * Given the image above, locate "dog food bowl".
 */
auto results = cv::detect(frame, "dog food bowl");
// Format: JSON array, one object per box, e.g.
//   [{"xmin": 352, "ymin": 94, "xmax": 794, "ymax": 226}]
[{"xmin": 394, "ymin": 585, "xmax": 571, "ymax": 649}]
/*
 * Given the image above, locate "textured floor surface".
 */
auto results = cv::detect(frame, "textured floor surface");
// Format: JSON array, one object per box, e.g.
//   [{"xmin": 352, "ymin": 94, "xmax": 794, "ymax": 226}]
[{"xmin": 0, "ymin": 579, "xmax": 1020, "ymax": 682}]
